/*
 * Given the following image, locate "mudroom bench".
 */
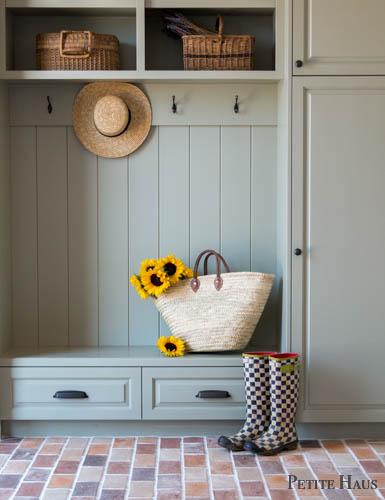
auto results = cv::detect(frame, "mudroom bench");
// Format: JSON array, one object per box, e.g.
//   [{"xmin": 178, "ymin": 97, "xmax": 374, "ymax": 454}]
[{"xmin": 0, "ymin": 347, "xmax": 245, "ymax": 425}]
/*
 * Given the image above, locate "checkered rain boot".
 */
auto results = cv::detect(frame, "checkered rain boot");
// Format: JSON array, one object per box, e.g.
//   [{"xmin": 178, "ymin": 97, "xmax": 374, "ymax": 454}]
[
  {"xmin": 217, "ymin": 352, "xmax": 276, "ymax": 451},
  {"xmin": 244, "ymin": 353, "xmax": 300, "ymax": 456}
]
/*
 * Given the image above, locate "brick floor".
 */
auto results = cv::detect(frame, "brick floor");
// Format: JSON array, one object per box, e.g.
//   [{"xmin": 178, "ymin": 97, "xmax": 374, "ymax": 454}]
[{"xmin": 0, "ymin": 438, "xmax": 384, "ymax": 498}]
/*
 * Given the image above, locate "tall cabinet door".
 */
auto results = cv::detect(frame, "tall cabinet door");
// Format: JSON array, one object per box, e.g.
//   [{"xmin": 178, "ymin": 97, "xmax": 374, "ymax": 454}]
[
  {"xmin": 292, "ymin": 77, "xmax": 385, "ymax": 422},
  {"xmin": 293, "ymin": 0, "xmax": 385, "ymax": 75}
]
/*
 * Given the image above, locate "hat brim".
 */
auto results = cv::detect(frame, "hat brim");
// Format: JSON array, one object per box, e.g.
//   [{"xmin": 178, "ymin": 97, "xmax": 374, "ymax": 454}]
[{"xmin": 73, "ymin": 82, "xmax": 152, "ymax": 158}]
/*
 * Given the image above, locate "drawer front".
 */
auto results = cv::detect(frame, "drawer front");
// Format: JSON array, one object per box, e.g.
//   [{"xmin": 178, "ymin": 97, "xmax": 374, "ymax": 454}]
[
  {"xmin": 0, "ymin": 367, "xmax": 141, "ymax": 420},
  {"xmin": 142, "ymin": 367, "xmax": 245, "ymax": 420}
]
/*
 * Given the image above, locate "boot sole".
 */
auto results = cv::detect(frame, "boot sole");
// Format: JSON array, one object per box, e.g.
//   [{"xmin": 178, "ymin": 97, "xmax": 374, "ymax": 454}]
[
  {"xmin": 217, "ymin": 436, "xmax": 244, "ymax": 452},
  {"xmin": 245, "ymin": 440, "xmax": 298, "ymax": 456}
]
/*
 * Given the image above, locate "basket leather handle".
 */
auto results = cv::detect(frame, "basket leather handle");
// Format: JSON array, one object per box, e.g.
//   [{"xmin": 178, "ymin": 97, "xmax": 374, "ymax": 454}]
[
  {"xmin": 216, "ymin": 15, "xmax": 224, "ymax": 38},
  {"xmin": 191, "ymin": 249, "xmax": 230, "ymax": 293},
  {"xmin": 59, "ymin": 30, "xmax": 92, "ymax": 59},
  {"xmin": 203, "ymin": 251, "xmax": 230, "ymax": 275}
]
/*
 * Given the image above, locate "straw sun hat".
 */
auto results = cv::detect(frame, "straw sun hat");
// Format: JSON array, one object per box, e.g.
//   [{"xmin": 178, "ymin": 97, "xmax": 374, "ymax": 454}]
[{"xmin": 73, "ymin": 82, "xmax": 152, "ymax": 158}]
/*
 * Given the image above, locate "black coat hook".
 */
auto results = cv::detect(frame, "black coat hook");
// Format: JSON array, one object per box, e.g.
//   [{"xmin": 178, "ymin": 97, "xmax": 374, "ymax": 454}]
[
  {"xmin": 234, "ymin": 95, "xmax": 239, "ymax": 114},
  {"xmin": 172, "ymin": 95, "xmax": 177, "ymax": 114},
  {"xmin": 47, "ymin": 96, "xmax": 53, "ymax": 114}
]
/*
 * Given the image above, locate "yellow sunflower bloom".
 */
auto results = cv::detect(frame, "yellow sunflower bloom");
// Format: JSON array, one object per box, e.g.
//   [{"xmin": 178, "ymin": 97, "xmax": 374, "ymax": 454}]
[
  {"xmin": 141, "ymin": 267, "xmax": 170, "ymax": 297},
  {"xmin": 160, "ymin": 255, "xmax": 185, "ymax": 285},
  {"xmin": 140, "ymin": 258, "xmax": 159, "ymax": 280},
  {"xmin": 182, "ymin": 266, "xmax": 194, "ymax": 279},
  {"xmin": 156, "ymin": 336, "xmax": 185, "ymax": 357},
  {"xmin": 130, "ymin": 274, "xmax": 148, "ymax": 300}
]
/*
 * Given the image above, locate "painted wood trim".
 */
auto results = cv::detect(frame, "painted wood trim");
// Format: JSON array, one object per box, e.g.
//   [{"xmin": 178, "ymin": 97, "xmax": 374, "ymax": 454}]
[{"xmin": 6, "ymin": 0, "xmax": 136, "ymax": 7}]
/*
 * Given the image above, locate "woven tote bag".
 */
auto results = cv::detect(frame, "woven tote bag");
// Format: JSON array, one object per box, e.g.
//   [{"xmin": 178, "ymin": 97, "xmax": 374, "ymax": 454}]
[{"xmin": 154, "ymin": 249, "xmax": 274, "ymax": 352}]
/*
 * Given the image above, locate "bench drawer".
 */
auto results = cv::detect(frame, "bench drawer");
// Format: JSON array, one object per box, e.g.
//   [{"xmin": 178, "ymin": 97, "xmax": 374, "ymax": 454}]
[
  {"xmin": 0, "ymin": 367, "xmax": 141, "ymax": 420},
  {"xmin": 142, "ymin": 367, "xmax": 245, "ymax": 420}
]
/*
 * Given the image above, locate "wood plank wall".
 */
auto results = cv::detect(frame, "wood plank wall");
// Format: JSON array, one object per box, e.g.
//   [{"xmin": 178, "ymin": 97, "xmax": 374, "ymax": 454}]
[{"xmin": 9, "ymin": 85, "xmax": 278, "ymax": 348}]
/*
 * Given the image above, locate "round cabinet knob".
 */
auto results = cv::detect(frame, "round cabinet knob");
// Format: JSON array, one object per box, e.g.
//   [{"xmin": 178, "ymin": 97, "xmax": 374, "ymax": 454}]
[
  {"xmin": 295, "ymin": 60, "xmax": 303, "ymax": 68},
  {"xmin": 294, "ymin": 248, "xmax": 302, "ymax": 256}
]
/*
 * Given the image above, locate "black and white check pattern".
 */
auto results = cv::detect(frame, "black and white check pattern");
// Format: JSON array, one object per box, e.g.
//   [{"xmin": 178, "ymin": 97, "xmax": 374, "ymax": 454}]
[
  {"xmin": 227, "ymin": 355, "xmax": 271, "ymax": 446},
  {"xmin": 252, "ymin": 356, "xmax": 300, "ymax": 452}
]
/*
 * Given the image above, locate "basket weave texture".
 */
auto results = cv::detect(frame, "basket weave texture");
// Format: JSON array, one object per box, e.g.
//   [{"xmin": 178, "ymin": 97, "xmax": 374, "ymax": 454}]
[
  {"xmin": 36, "ymin": 30, "xmax": 120, "ymax": 70},
  {"xmin": 154, "ymin": 250, "xmax": 274, "ymax": 352},
  {"xmin": 182, "ymin": 15, "xmax": 254, "ymax": 70}
]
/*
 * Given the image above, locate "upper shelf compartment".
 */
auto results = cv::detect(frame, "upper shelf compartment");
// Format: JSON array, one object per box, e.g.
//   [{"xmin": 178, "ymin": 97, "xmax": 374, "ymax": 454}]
[{"xmin": 0, "ymin": 0, "xmax": 283, "ymax": 81}]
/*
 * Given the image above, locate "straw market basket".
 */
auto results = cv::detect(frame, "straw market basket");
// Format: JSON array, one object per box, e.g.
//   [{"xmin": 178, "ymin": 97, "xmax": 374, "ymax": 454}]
[
  {"xmin": 182, "ymin": 15, "xmax": 254, "ymax": 70},
  {"xmin": 154, "ymin": 250, "xmax": 274, "ymax": 352},
  {"xmin": 36, "ymin": 30, "xmax": 120, "ymax": 70}
]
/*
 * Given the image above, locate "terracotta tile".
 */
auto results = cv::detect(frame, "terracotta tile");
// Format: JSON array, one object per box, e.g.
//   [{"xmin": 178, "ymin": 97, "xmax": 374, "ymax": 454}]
[
  {"xmin": 360, "ymin": 461, "xmax": 385, "ymax": 473},
  {"xmin": 322, "ymin": 441, "xmax": 347, "ymax": 453},
  {"xmin": 131, "ymin": 468, "xmax": 155, "ymax": 481},
  {"xmin": 330, "ymin": 454, "xmax": 358, "ymax": 466},
  {"xmin": 185, "ymin": 482, "xmax": 210, "ymax": 496},
  {"xmin": 184, "ymin": 443, "xmax": 205, "ymax": 454},
  {"xmin": 270, "ymin": 490, "xmax": 296, "ymax": 500},
  {"xmin": 184, "ymin": 455, "xmax": 206, "ymax": 467},
  {"xmin": 380, "ymin": 489, "xmax": 385, "ymax": 498},
  {"xmin": 315, "ymin": 474, "xmax": 344, "ymax": 486},
  {"xmin": 264, "ymin": 474, "xmax": 290, "ymax": 489},
  {"xmin": 0, "ymin": 444, "xmax": 17, "ymax": 454},
  {"xmin": 100, "ymin": 491, "xmax": 125, "ymax": 500},
  {"xmin": 368, "ymin": 473, "xmax": 385, "ymax": 488},
  {"xmin": 260, "ymin": 460, "xmax": 284, "ymax": 474},
  {"xmin": 40, "ymin": 444, "xmax": 63, "ymax": 455},
  {"xmin": 2, "ymin": 460, "xmax": 30, "ymax": 473},
  {"xmin": 235, "ymin": 466, "xmax": 261, "ymax": 481},
  {"xmin": 133, "ymin": 453, "xmax": 155, "ymax": 467},
  {"xmin": 211, "ymin": 475, "xmax": 236, "ymax": 489},
  {"xmin": 65, "ymin": 438, "xmax": 89, "ymax": 449},
  {"xmin": 72, "ymin": 481, "xmax": 99, "ymax": 497},
  {"xmin": 158, "ymin": 460, "xmax": 181, "ymax": 473},
  {"xmin": 350, "ymin": 490, "xmax": 377, "ymax": 498},
  {"xmin": 297, "ymin": 496, "xmax": 324, "ymax": 499},
  {"xmin": 0, "ymin": 490, "xmax": 14, "ymax": 500},
  {"xmin": 0, "ymin": 474, "xmax": 22, "ymax": 488},
  {"xmin": 136, "ymin": 444, "xmax": 156, "ymax": 455},
  {"xmin": 185, "ymin": 467, "xmax": 207, "ymax": 481},
  {"xmin": 11, "ymin": 449, "xmax": 37, "ymax": 460},
  {"xmin": 83, "ymin": 454, "xmax": 107, "ymax": 466},
  {"xmin": 213, "ymin": 491, "xmax": 239, "ymax": 500},
  {"xmin": 91, "ymin": 437, "xmax": 112, "ymax": 444},
  {"xmin": 113, "ymin": 438, "xmax": 135, "ymax": 449},
  {"xmin": 159, "ymin": 449, "xmax": 180, "ymax": 460},
  {"xmin": 20, "ymin": 438, "xmax": 44, "ymax": 449},
  {"xmin": 107, "ymin": 461, "xmax": 131, "ymax": 474},
  {"xmin": 351, "ymin": 448, "xmax": 376, "ymax": 460},
  {"xmin": 210, "ymin": 461, "xmax": 233, "ymax": 474},
  {"xmin": 55, "ymin": 460, "xmax": 80, "ymax": 474},
  {"xmin": 16, "ymin": 482, "xmax": 44, "ymax": 496},
  {"xmin": 304, "ymin": 450, "xmax": 330, "ymax": 461},
  {"xmin": 184, "ymin": 438, "xmax": 204, "ymax": 444},
  {"xmin": 208, "ymin": 449, "xmax": 232, "ymax": 462},
  {"xmin": 368, "ymin": 443, "xmax": 385, "ymax": 453},
  {"xmin": 233, "ymin": 455, "xmax": 257, "ymax": 467},
  {"xmin": 33, "ymin": 454, "xmax": 57, "ymax": 467},
  {"xmin": 206, "ymin": 438, "xmax": 220, "ymax": 448},
  {"xmin": 323, "ymin": 490, "xmax": 351, "ymax": 499},
  {"xmin": 157, "ymin": 474, "xmax": 181, "ymax": 489},
  {"xmin": 282, "ymin": 454, "xmax": 306, "ymax": 467},
  {"xmin": 239, "ymin": 480, "xmax": 266, "ymax": 496},
  {"xmin": 0, "ymin": 454, "xmax": 8, "ymax": 467},
  {"xmin": 310, "ymin": 461, "xmax": 337, "ymax": 474},
  {"xmin": 111, "ymin": 448, "xmax": 132, "ymax": 461},
  {"xmin": 103, "ymin": 474, "xmax": 128, "ymax": 488},
  {"xmin": 88, "ymin": 444, "xmax": 110, "ymax": 455},
  {"xmin": 286, "ymin": 467, "xmax": 315, "ymax": 480},
  {"xmin": 296, "ymin": 488, "xmax": 326, "ymax": 497},
  {"xmin": 61, "ymin": 449, "xmax": 84, "ymax": 461},
  {"xmin": 157, "ymin": 489, "xmax": 182, "ymax": 500},
  {"xmin": 258, "ymin": 454, "xmax": 280, "ymax": 461},
  {"xmin": 338, "ymin": 467, "xmax": 368, "ymax": 479},
  {"xmin": 24, "ymin": 468, "xmax": 51, "ymax": 481},
  {"xmin": 78, "ymin": 466, "xmax": 104, "ymax": 481},
  {"xmin": 46, "ymin": 438, "xmax": 67, "ymax": 444},
  {"xmin": 137, "ymin": 437, "xmax": 157, "ymax": 444},
  {"xmin": 129, "ymin": 481, "xmax": 154, "ymax": 497},
  {"xmin": 160, "ymin": 438, "xmax": 180, "ymax": 449},
  {"xmin": 300, "ymin": 441, "xmax": 321, "ymax": 449},
  {"xmin": 48, "ymin": 475, "xmax": 75, "ymax": 488},
  {"xmin": 346, "ymin": 440, "xmax": 368, "ymax": 448},
  {"xmin": 42, "ymin": 488, "xmax": 71, "ymax": 500}
]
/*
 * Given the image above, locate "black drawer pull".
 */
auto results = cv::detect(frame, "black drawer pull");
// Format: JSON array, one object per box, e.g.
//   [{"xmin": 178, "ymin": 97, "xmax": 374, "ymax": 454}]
[
  {"xmin": 53, "ymin": 390, "xmax": 88, "ymax": 399},
  {"xmin": 195, "ymin": 390, "xmax": 230, "ymax": 399}
]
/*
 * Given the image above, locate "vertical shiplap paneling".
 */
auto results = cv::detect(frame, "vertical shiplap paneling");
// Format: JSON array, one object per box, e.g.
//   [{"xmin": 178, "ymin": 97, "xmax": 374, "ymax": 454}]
[
  {"xmin": 37, "ymin": 127, "xmax": 68, "ymax": 346},
  {"xmin": 67, "ymin": 128, "xmax": 98, "ymax": 346},
  {"xmin": 98, "ymin": 156, "xmax": 129, "ymax": 346},
  {"xmin": 129, "ymin": 127, "xmax": 159, "ymax": 346},
  {"xmin": 11, "ymin": 127, "xmax": 38, "ymax": 347},
  {"xmin": 251, "ymin": 126, "xmax": 278, "ymax": 346},
  {"xmin": 190, "ymin": 127, "xmax": 220, "ymax": 274},
  {"xmin": 159, "ymin": 126, "xmax": 190, "ymax": 337},
  {"xmin": 221, "ymin": 126, "xmax": 251, "ymax": 271}
]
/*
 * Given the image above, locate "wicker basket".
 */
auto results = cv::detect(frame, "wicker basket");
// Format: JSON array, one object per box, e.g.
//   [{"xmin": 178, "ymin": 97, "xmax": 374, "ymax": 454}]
[
  {"xmin": 154, "ymin": 250, "xmax": 274, "ymax": 352},
  {"xmin": 36, "ymin": 30, "xmax": 120, "ymax": 71},
  {"xmin": 182, "ymin": 15, "xmax": 254, "ymax": 71}
]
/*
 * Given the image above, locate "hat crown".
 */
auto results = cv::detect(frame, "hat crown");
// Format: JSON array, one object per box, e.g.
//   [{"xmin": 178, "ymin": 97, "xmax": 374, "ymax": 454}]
[{"xmin": 93, "ymin": 95, "xmax": 130, "ymax": 137}]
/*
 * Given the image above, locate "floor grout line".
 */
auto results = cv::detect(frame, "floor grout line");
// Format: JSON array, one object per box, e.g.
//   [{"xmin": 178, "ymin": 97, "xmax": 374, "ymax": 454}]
[
  {"xmin": 203, "ymin": 437, "xmax": 214, "ymax": 500},
  {"xmin": 96, "ymin": 436, "xmax": 114, "ymax": 499},
  {"xmin": 39, "ymin": 437, "xmax": 70, "ymax": 500},
  {"xmin": 319, "ymin": 440, "xmax": 355, "ymax": 499},
  {"xmin": 124, "ymin": 437, "xmax": 137, "ymax": 500}
]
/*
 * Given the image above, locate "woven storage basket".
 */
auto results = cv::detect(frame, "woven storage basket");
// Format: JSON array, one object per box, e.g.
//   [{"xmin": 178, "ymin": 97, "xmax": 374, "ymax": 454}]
[
  {"xmin": 154, "ymin": 250, "xmax": 274, "ymax": 352},
  {"xmin": 36, "ymin": 30, "xmax": 120, "ymax": 70},
  {"xmin": 182, "ymin": 15, "xmax": 254, "ymax": 71}
]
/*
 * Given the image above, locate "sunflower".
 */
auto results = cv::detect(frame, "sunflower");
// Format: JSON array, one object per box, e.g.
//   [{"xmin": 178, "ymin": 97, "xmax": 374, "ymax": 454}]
[
  {"xmin": 160, "ymin": 255, "xmax": 185, "ymax": 285},
  {"xmin": 140, "ymin": 258, "xmax": 159, "ymax": 280},
  {"xmin": 156, "ymin": 336, "xmax": 185, "ymax": 357},
  {"xmin": 182, "ymin": 266, "xmax": 194, "ymax": 279},
  {"xmin": 141, "ymin": 267, "xmax": 170, "ymax": 297},
  {"xmin": 130, "ymin": 274, "xmax": 148, "ymax": 300}
]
